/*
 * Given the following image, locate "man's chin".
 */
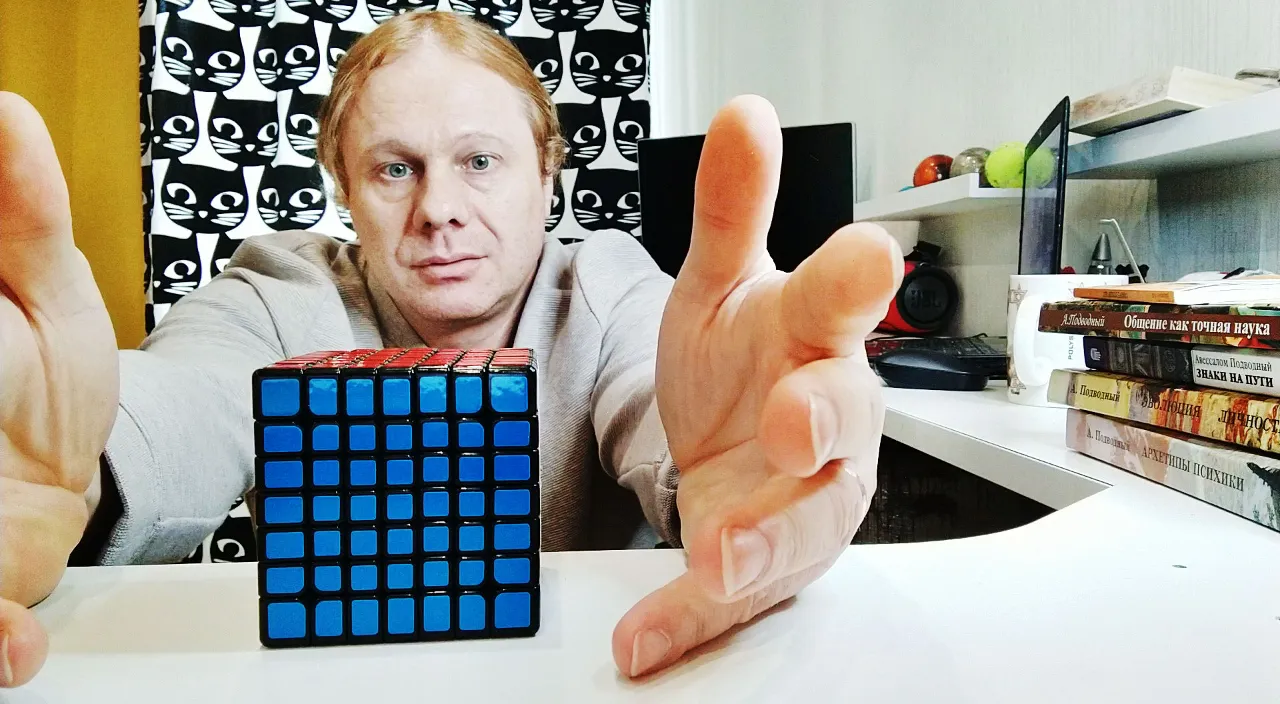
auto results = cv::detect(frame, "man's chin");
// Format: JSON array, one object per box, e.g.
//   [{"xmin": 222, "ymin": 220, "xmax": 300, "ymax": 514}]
[{"xmin": 400, "ymin": 282, "xmax": 499, "ymax": 324}]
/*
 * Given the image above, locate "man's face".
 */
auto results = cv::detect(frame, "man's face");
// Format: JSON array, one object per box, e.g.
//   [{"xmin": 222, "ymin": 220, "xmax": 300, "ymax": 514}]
[{"xmin": 341, "ymin": 39, "xmax": 552, "ymax": 331}]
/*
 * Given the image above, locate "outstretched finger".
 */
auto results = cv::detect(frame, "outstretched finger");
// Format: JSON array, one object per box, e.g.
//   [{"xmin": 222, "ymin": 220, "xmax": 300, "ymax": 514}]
[
  {"xmin": 758, "ymin": 356, "xmax": 885, "ymax": 478},
  {"xmin": 0, "ymin": 92, "xmax": 83, "ymax": 309},
  {"xmin": 674, "ymin": 94, "xmax": 782, "ymax": 305},
  {"xmin": 781, "ymin": 223, "xmax": 902, "ymax": 358},
  {"xmin": 612, "ymin": 559, "xmax": 833, "ymax": 678}
]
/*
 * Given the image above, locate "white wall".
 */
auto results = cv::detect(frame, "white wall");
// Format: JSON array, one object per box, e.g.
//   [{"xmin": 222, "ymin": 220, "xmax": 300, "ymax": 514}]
[{"xmin": 652, "ymin": 0, "xmax": 1280, "ymax": 335}]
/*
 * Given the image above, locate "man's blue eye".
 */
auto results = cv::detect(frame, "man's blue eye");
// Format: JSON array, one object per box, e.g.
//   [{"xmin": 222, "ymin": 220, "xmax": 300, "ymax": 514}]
[
  {"xmin": 385, "ymin": 163, "xmax": 410, "ymax": 178},
  {"xmin": 470, "ymin": 155, "xmax": 491, "ymax": 171}
]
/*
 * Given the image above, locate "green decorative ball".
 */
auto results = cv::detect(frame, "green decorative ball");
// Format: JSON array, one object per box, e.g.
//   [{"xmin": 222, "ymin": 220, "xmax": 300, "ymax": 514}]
[
  {"xmin": 1025, "ymin": 147, "xmax": 1058, "ymax": 189},
  {"xmin": 985, "ymin": 142, "xmax": 1026, "ymax": 189}
]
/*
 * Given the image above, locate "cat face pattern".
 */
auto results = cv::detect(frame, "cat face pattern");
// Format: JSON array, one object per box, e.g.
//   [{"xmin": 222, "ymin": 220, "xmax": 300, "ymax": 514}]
[
  {"xmin": 286, "ymin": 92, "xmax": 323, "ymax": 159},
  {"xmin": 451, "ymin": 0, "xmax": 521, "ymax": 30},
  {"xmin": 570, "ymin": 29, "xmax": 645, "ymax": 99},
  {"xmin": 558, "ymin": 100, "xmax": 605, "ymax": 169},
  {"xmin": 209, "ymin": 94, "xmax": 279, "ymax": 167},
  {"xmin": 614, "ymin": 0, "xmax": 646, "ymax": 26},
  {"xmin": 510, "ymin": 34, "xmax": 562, "ymax": 97},
  {"xmin": 150, "ymin": 90, "xmax": 199, "ymax": 160},
  {"xmin": 255, "ymin": 22, "xmax": 320, "ymax": 91},
  {"xmin": 149, "ymin": 233, "xmax": 202, "ymax": 304},
  {"xmin": 208, "ymin": 0, "xmax": 275, "ymax": 26},
  {"xmin": 327, "ymin": 27, "xmax": 363, "ymax": 75},
  {"xmin": 161, "ymin": 162, "xmax": 249, "ymax": 234},
  {"xmin": 613, "ymin": 94, "xmax": 648, "ymax": 163},
  {"xmin": 546, "ymin": 174, "xmax": 564, "ymax": 232},
  {"xmin": 530, "ymin": 0, "xmax": 603, "ymax": 31},
  {"xmin": 366, "ymin": 0, "xmax": 439, "ymax": 24},
  {"xmin": 284, "ymin": 0, "xmax": 358, "ymax": 24},
  {"xmin": 258, "ymin": 165, "xmax": 327, "ymax": 231},
  {"xmin": 161, "ymin": 17, "xmax": 245, "ymax": 92},
  {"xmin": 572, "ymin": 168, "xmax": 640, "ymax": 233}
]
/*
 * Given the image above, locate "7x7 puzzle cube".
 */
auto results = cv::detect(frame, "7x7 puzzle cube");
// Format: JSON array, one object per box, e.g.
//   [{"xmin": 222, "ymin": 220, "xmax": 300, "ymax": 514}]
[{"xmin": 251, "ymin": 347, "xmax": 540, "ymax": 647}]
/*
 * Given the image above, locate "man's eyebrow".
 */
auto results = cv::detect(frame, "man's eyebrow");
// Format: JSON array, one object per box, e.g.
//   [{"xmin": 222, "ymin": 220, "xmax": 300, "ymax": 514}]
[
  {"xmin": 363, "ymin": 138, "xmax": 417, "ymax": 156},
  {"xmin": 454, "ymin": 130, "xmax": 513, "ymax": 147}
]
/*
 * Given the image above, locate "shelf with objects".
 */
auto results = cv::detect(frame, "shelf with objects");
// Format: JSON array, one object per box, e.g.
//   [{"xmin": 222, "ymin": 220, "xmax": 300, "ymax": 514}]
[
  {"xmin": 853, "ymin": 172, "xmax": 1022, "ymax": 223},
  {"xmin": 1067, "ymin": 84, "xmax": 1280, "ymax": 179}
]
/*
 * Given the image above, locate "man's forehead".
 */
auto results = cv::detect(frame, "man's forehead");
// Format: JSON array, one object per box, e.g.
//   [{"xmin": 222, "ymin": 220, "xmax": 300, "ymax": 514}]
[{"xmin": 349, "ymin": 38, "xmax": 527, "ymax": 138}]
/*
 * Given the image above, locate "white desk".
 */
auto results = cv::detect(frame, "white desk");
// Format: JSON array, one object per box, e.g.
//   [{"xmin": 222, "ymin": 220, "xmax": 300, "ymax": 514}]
[{"xmin": 16, "ymin": 386, "xmax": 1280, "ymax": 703}]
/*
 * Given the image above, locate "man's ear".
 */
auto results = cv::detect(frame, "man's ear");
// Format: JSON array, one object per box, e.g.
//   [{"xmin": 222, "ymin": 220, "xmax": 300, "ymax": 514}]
[{"xmin": 542, "ymin": 172, "xmax": 555, "ymax": 219}]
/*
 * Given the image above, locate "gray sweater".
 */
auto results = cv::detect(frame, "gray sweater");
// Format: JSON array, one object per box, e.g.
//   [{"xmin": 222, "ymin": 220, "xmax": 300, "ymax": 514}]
[{"xmin": 98, "ymin": 230, "xmax": 680, "ymax": 564}]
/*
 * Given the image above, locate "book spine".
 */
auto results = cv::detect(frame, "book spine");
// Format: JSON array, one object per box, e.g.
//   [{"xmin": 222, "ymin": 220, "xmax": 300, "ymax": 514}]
[
  {"xmin": 1082, "ymin": 337, "xmax": 1195, "ymax": 385},
  {"xmin": 1081, "ymin": 337, "xmax": 1280, "ymax": 397},
  {"xmin": 1190, "ymin": 347, "xmax": 1280, "ymax": 397},
  {"xmin": 1066, "ymin": 409, "xmax": 1280, "ymax": 532},
  {"xmin": 1039, "ymin": 305, "xmax": 1280, "ymax": 349},
  {"xmin": 1047, "ymin": 369, "xmax": 1280, "ymax": 453}
]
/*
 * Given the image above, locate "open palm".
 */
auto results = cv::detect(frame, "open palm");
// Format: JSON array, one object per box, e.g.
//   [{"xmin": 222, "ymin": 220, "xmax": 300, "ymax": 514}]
[
  {"xmin": 613, "ymin": 96, "xmax": 902, "ymax": 677},
  {"xmin": 0, "ymin": 92, "xmax": 120, "ymax": 685}
]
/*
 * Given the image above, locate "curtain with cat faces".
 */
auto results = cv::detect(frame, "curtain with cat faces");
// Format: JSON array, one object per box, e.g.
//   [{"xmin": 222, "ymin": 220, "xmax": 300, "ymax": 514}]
[{"xmin": 138, "ymin": 0, "xmax": 649, "ymax": 564}]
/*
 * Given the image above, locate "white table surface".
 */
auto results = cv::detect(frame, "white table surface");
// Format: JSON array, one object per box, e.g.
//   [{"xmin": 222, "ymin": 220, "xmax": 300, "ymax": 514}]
[{"xmin": 13, "ymin": 386, "xmax": 1280, "ymax": 703}]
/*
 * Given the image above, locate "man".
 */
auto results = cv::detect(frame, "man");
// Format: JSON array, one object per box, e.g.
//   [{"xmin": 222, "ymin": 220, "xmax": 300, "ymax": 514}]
[{"xmin": 0, "ymin": 11, "xmax": 899, "ymax": 685}]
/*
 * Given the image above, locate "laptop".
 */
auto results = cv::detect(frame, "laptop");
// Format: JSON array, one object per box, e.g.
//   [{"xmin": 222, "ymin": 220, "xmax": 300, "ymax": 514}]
[{"xmin": 636, "ymin": 122, "xmax": 855, "ymax": 277}]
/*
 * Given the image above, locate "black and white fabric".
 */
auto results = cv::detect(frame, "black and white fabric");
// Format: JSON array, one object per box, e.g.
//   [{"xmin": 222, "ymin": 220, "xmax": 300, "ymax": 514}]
[{"xmin": 138, "ymin": 0, "xmax": 650, "ymax": 564}]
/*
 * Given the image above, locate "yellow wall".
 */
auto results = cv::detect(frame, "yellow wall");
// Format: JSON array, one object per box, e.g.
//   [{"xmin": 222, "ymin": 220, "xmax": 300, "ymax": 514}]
[{"xmin": 0, "ymin": 0, "xmax": 145, "ymax": 348}]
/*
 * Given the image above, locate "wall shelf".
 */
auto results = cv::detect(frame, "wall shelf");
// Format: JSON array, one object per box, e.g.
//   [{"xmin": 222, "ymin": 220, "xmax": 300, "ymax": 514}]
[
  {"xmin": 1067, "ymin": 87, "xmax": 1280, "ymax": 179},
  {"xmin": 854, "ymin": 173, "xmax": 1022, "ymax": 222}
]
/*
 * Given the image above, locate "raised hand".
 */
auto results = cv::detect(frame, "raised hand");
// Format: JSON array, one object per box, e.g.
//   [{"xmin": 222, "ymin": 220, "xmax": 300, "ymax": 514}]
[
  {"xmin": 0, "ymin": 92, "xmax": 121, "ymax": 686},
  {"xmin": 612, "ymin": 96, "xmax": 902, "ymax": 677}
]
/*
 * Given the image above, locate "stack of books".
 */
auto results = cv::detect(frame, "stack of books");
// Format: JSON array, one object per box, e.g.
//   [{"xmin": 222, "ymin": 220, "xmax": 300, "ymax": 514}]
[{"xmin": 1034, "ymin": 278, "xmax": 1280, "ymax": 532}]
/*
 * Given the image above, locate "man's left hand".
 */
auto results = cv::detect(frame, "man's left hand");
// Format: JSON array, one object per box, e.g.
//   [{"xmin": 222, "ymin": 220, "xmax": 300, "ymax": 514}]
[{"xmin": 612, "ymin": 95, "xmax": 902, "ymax": 678}]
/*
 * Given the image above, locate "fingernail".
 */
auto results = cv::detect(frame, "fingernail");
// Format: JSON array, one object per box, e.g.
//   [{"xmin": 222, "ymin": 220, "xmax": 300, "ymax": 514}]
[
  {"xmin": 808, "ymin": 394, "xmax": 837, "ymax": 463},
  {"xmin": 1, "ymin": 632, "xmax": 12, "ymax": 687},
  {"xmin": 722, "ymin": 527, "xmax": 770, "ymax": 598},
  {"xmin": 630, "ymin": 629, "xmax": 672, "ymax": 677}
]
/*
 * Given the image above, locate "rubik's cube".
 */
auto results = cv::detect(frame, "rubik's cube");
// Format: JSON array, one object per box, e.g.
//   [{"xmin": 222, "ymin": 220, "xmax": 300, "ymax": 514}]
[{"xmin": 251, "ymin": 348, "xmax": 540, "ymax": 647}]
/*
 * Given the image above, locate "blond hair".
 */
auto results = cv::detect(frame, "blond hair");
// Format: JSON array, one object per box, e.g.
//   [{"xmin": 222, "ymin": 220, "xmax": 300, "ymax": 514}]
[{"xmin": 317, "ymin": 11, "xmax": 566, "ymax": 203}]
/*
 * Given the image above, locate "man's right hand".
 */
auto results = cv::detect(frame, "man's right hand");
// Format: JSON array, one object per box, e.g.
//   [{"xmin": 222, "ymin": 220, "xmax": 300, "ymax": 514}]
[{"xmin": 0, "ymin": 92, "xmax": 120, "ymax": 686}]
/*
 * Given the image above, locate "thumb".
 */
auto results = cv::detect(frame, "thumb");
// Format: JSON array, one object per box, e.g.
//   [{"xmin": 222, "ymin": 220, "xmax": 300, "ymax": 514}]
[
  {"xmin": 0, "ymin": 598, "xmax": 49, "ymax": 688},
  {"xmin": 0, "ymin": 91, "xmax": 88, "ymax": 309}
]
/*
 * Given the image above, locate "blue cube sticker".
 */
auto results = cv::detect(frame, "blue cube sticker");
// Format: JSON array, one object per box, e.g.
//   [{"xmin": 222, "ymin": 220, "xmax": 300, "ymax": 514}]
[
  {"xmin": 494, "ymin": 592, "xmax": 531, "ymax": 629},
  {"xmin": 315, "ymin": 600, "xmax": 343, "ymax": 637},
  {"xmin": 263, "ymin": 460, "xmax": 303, "ymax": 489},
  {"xmin": 260, "ymin": 378, "xmax": 300, "ymax": 417},
  {"xmin": 493, "ymin": 455, "xmax": 531, "ymax": 482},
  {"xmin": 267, "ymin": 602, "xmax": 307, "ymax": 640},
  {"xmin": 454, "ymin": 376, "xmax": 483, "ymax": 414},
  {"xmin": 459, "ymin": 594, "xmax": 486, "ymax": 631},
  {"xmin": 264, "ymin": 531, "xmax": 304, "ymax": 560},
  {"xmin": 308, "ymin": 377, "xmax": 338, "ymax": 416},
  {"xmin": 382, "ymin": 377, "xmax": 412, "ymax": 416},
  {"xmin": 489, "ymin": 374, "xmax": 529, "ymax": 413},
  {"xmin": 346, "ymin": 378, "xmax": 375, "ymax": 416},
  {"xmin": 263, "ymin": 425, "xmax": 303, "ymax": 454},
  {"xmin": 423, "ymin": 595, "xmax": 451, "ymax": 632},
  {"xmin": 351, "ymin": 599, "xmax": 380, "ymax": 636},
  {"xmin": 386, "ymin": 458, "xmax": 414, "ymax": 486},
  {"xmin": 311, "ymin": 424, "xmax": 339, "ymax": 452},
  {"xmin": 418, "ymin": 375, "xmax": 447, "ymax": 414}
]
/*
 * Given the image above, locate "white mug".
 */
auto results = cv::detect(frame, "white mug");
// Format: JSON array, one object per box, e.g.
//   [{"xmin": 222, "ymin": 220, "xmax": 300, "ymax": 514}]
[{"xmin": 1006, "ymin": 274, "xmax": 1129, "ymax": 406}]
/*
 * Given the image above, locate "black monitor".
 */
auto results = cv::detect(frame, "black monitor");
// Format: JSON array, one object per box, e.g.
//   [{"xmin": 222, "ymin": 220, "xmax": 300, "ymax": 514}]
[
  {"xmin": 1017, "ymin": 97, "xmax": 1071, "ymax": 275},
  {"xmin": 636, "ymin": 122, "xmax": 854, "ymax": 278}
]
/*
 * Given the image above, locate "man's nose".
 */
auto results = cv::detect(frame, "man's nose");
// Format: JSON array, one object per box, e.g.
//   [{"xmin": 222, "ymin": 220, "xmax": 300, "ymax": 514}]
[{"xmin": 416, "ymin": 168, "xmax": 466, "ymax": 230}]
